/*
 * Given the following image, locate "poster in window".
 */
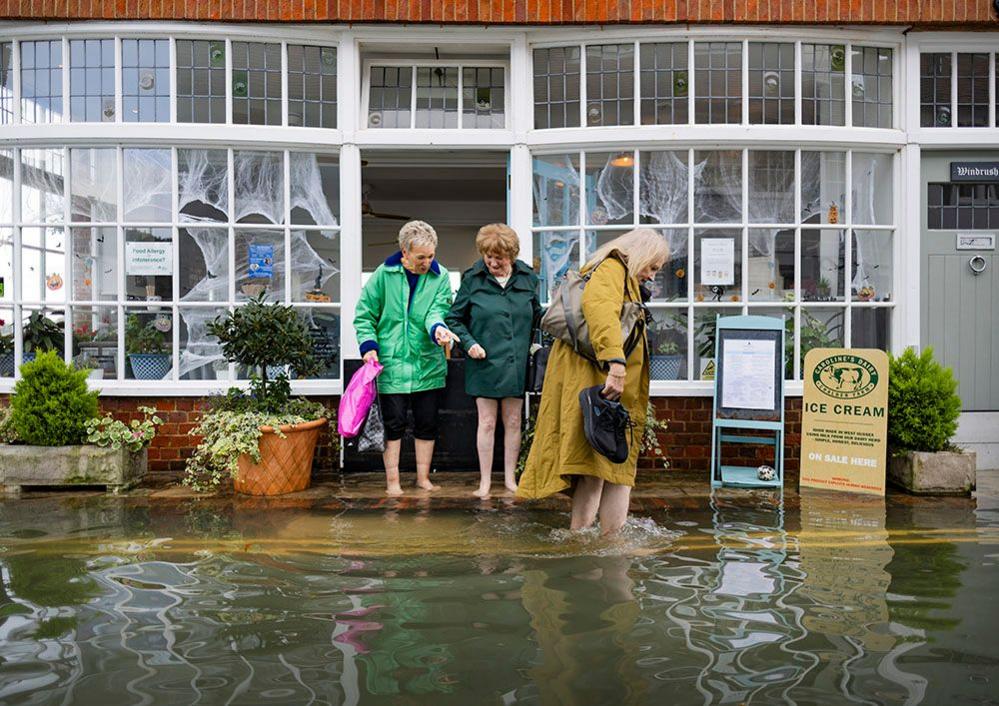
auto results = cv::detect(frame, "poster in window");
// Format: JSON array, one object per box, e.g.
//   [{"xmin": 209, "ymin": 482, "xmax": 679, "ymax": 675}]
[
  {"xmin": 701, "ymin": 238, "xmax": 735, "ymax": 286},
  {"xmin": 248, "ymin": 244, "xmax": 274, "ymax": 279}
]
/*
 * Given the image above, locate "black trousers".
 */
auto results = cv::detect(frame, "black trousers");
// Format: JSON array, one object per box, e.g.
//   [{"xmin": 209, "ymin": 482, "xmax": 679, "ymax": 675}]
[{"xmin": 380, "ymin": 389, "xmax": 442, "ymax": 441}]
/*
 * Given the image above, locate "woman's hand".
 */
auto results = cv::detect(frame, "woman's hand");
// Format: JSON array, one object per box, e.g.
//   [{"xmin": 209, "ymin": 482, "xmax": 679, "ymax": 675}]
[
  {"xmin": 468, "ymin": 344, "xmax": 487, "ymax": 360},
  {"xmin": 363, "ymin": 350, "xmax": 379, "ymax": 364},
  {"xmin": 602, "ymin": 362, "xmax": 626, "ymax": 401},
  {"xmin": 435, "ymin": 327, "xmax": 461, "ymax": 347}
]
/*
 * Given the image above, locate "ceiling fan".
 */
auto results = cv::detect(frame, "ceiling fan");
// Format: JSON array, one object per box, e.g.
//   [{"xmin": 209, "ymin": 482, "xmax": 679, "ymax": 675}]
[{"xmin": 361, "ymin": 183, "xmax": 411, "ymax": 222}]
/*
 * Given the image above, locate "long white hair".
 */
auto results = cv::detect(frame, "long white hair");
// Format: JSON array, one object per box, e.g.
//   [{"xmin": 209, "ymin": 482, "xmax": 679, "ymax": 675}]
[{"xmin": 583, "ymin": 228, "xmax": 670, "ymax": 280}]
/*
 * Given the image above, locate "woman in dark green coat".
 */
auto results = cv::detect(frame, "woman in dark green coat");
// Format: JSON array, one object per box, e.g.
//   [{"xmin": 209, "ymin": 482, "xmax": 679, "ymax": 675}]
[{"xmin": 446, "ymin": 224, "xmax": 541, "ymax": 497}]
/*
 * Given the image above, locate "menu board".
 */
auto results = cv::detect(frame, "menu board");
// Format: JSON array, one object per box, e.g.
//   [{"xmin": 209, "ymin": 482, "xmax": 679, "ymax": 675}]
[{"xmin": 714, "ymin": 327, "xmax": 783, "ymax": 421}]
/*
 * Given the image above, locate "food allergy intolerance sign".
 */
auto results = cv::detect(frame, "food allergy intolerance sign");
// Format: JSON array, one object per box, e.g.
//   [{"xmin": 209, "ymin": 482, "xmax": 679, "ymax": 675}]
[{"xmin": 800, "ymin": 349, "xmax": 889, "ymax": 496}]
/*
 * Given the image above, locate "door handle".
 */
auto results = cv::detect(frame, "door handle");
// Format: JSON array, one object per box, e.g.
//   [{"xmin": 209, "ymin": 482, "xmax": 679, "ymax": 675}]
[{"xmin": 969, "ymin": 255, "xmax": 987, "ymax": 275}]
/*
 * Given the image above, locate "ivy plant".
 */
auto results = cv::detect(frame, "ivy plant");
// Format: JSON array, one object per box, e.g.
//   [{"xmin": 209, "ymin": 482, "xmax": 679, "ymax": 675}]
[{"xmin": 85, "ymin": 406, "xmax": 163, "ymax": 453}]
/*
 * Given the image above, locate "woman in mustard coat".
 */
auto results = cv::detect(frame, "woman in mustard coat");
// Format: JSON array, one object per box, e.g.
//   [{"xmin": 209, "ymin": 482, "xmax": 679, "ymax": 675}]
[{"xmin": 517, "ymin": 229, "xmax": 669, "ymax": 535}]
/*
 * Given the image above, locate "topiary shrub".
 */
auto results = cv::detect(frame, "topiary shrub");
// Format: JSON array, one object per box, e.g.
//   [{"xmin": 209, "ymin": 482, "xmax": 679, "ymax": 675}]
[
  {"xmin": 887, "ymin": 347, "xmax": 961, "ymax": 454},
  {"xmin": 10, "ymin": 350, "xmax": 99, "ymax": 446}
]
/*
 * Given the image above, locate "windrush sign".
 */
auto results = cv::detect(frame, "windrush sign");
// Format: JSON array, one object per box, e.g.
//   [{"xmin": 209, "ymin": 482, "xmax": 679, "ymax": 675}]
[{"xmin": 800, "ymin": 349, "xmax": 889, "ymax": 496}]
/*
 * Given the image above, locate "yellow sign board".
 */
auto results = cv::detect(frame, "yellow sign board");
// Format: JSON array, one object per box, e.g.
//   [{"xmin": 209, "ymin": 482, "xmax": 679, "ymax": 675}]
[{"xmin": 800, "ymin": 348, "xmax": 889, "ymax": 496}]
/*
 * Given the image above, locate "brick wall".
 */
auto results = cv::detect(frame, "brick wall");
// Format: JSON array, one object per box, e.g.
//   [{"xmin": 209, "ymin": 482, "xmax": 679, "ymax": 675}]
[{"xmin": 1, "ymin": 1, "xmax": 996, "ymax": 26}]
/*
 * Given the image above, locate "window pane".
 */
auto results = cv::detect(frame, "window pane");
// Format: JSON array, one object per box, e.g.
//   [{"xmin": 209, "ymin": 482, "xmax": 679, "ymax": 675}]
[
  {"xmin": 290, "ymin": 153, "xmax": 338, "ymax": 226},
  {"xmin": 585, "ymin": 44, "xmax": 634, "ymax": 127},
  {"xmin": 124, "ymin": 148, "xmax": 172, "ymax": 223},
  {"xmin": 71, "ymin": 305, "xmax": 117, "ymax": 378},
  {"xmin": 0, "ymin": 149, "xmax": 12, "ymax": 223},
  {"xmin": 694, "ymin": 150, "xmax": 741, "ymax": 224},
  {"xmin": 927, "ymin": 182, "xmax": 999, "ymax": 230},
  {"xmin": 176, "ymin": 40, "xmax": 226, "ymax": 124},
  {"xmin": 694, "ymin": 42, "xmax": 742, "ymax": 124},
  {"xmin": 533, "ymin": 47, "xmax": 581, "ymax": 129},
  {"xmin": 21, "ymin": 307, "xmax": 66, "ymax": 358},
  {"xmin": 71, "ymin": 226, "xmax": 117, "ymax": 301},
  {"xmin": 533, "ymin": 230, "xmax": 579, "ymax": 304},
  {"xmin": 639, "ymin": 150, "xmax": 688, "ymax": 225},
  {"xmin": 851, "ymin": 152, "xmax": 893, "ymax": 225},
  {"xmin": 179, "ymin": 149, "xmax": 228, "ymax": 222},
  {"xmin": 415, "ymin": 66, "xmax": 458, "ymax": 129},
  {"xmin": 640, "ymin": 42, "xmax": 688, "ymax": 125},
  {"xmin": 0, "ymin": 306, "xmax": 11, "ymax": 376},
  {"xmin": 957, "ymin": 53, "xmax": 989, "ymax": 128},
  {"xmin": 368, "ymin": 65, "xmax": 412, "ymax": 128},
  {"xmin": 801, "ymin": 151, "xmax": 847, "ymax": 225},
  {"xmin": 291, "ymin": 230, "xmax": 339, "ymax": 303},
  {"xmin": 21, "ymin": 148, "xmax": 65, "ymax": 224},
  {"xmin": 533, "ymin": 154, "xmax": 580, "ymax": 227},
  {"xmin": 694, "ymin": 229, "xmax": 742, "ymax": 302},
  {"xmin": 122, "ymin": 39, "xmax": 169, "ymax": 122},
  {"xmin": 69, "ymin": 38, "xmax": 114, "ymax": 122},
  {"xmin": 748, "ymin": 42, "xmax": 794, "ymax": 125},
  {"xmin": 585, "ymin": 152, "xmax": 633, "ymax": 226},
  {"xmin": 750, "ymin": 306, "xmax": 794, "ymax": 379},
  {"xmin": 647, "ymin": 228, "xmax": 687, "ymax": 302},
  {"xmin": 802, "ymin": 44, "xmax": 845, "ymax": 126},
  {"xmin": 21, "ymin": 40, "xmax": 63, "ymax": 124},
  {"xmin": 748, "ymin": 228, "xmax": 793, "ymax": 301},
  {"xmin": 850, "ymin": 46, "xmax": 892, "ymax": 128},
  {"xmin": 584, "ymin": 228, "xmax": 630, "ymax": 260},
  {"xmin": 235, "ymin": 229, "xmax": 284, "ymax": 301},
  {"xmin": 125, "ymin": 227, "xmax": 172, "ymax": 302},
  {"xmin": 179, "ymin": 306, "xmax": 230, "ymax": 381},
  {"xmin": 748, "ymin": 150, "xmax": 794, "ymax": 224},
  {"xmin": 299, "ymin": 308, "xmax": 340, "ymax": 379},
  {"xmin": 0, "ymin": 42, "xmax": 13, "ymax": 123},
  {"xmin": 232, "ymin": 42, "xmax": 282, "ymax": 126},
  {"xmin": 287, "ymin": 45, "xmax": 337, "ymax": 129},
  {"xmin": 851, "ymin": 307, "xmax": 890, "ymax": 351},
  {"xmin": 70, "ymin": 148, "xmax": 117, "ymax": 222},
  {"xmin": 179, "ymin": 227, "xmax": 227, "ymax": 302},
  {"xmin": 125, "ymin": 309, "xmax": 172, "ymax": 380},
  {"xmin": 462, "ymin": 66, "xmax": 505, "ymax": 128},
  {"xmin": 21, "ymin": 227, "xmax": 65, "ymax": 303},
  {"xmin": 798, "ymin": 308, "xmax": 845, "ymax": 378},
  {"xmin": 649, "ymin": 308, "xmax": 688, "ymax": 380},
  {"xmin": 851, "ymin": 229, "xmax": 893, "ymax": 302},
  {"xmin": 0, "ymin": 228, "xmax": 12, "ymax": 303},
  {"xmin": 694, "ymin": 306, "xmax": 728, "ymax": 379},
  {"xmin": 801, "ymin": 229, "xmax": 845, "ymax": 301},
  {"xmin": 919, "ymin": 53, "xmax": 952, "ymax": 127},
  {"xmin": 235, "ymin": 151, "xmax": 283, "ymax": 224}
]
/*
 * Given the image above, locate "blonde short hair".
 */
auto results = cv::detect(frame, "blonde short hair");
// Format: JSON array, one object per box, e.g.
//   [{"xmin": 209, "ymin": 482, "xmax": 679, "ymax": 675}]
[
  {"xmin": 475, "ymin": 223, "xmax": 520, "ymax": 259},
  {"xmin": 583, "ymin": 228, "xmax": 670, "ymax": 280},
  {"xmin": 398, "ymin": 220, "xmax": 438, "ymax": 253}
]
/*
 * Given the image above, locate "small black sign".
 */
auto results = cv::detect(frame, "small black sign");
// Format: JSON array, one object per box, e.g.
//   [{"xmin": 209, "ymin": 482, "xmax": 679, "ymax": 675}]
[{"xmin": 950, "ymin": 162, "xmax": 999, "ymax": 182}]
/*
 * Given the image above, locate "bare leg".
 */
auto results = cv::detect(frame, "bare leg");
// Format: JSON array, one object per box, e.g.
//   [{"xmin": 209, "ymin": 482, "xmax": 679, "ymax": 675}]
[
  {"xmin": 598, "ymin": 482, "xmax": 632, "ymax": 535},
  {"xmin": 500, "ymin": 397, "xmax": 523, "ymax": 493},
  {"xmin": 474, "ymin": 398, "xmax": 499, "ymax": 497},
  {"xmin": 382, "ymin": 439, "xmax": 403, "ymax": 496},
  {"xmin": 570, "ymin": 475, "xmax": 604, "ymax": 530},
  {"xmin": 414, "ymin": 439, "xmax": 439, "ymax": 491}
]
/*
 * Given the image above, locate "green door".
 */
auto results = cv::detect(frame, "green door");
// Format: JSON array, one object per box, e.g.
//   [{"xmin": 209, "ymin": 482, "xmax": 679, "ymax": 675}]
[{"xmin": 921, "ymin": 152, "xmax": 999, "ymax": 411}]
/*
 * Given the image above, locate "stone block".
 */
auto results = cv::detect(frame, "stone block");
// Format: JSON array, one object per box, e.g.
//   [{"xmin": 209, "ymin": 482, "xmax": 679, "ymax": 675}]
[
  {"xmin": 888, "ymin": 450, "xmax": 976, "ymax": 496},
  {"xmin": 0, "ymin": 445, "xmax": 147, "ymax": 494}
]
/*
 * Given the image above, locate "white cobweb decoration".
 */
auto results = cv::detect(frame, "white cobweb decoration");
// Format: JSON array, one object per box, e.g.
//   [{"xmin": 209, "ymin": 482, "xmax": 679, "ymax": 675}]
[{"xmin": 175, "ymin": 149, "xmax": 340, "ymax": 380}]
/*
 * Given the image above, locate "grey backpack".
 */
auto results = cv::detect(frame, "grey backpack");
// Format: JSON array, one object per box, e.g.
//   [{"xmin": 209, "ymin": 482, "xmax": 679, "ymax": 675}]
[{"xmin": 540, "ymin": 262, "xmax": 646, "ymax": 364}]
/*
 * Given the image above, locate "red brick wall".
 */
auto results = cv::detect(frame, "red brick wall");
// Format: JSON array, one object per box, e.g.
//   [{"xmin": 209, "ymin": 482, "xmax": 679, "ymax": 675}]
[{"xmin": 0, "ymin": 1, "xmax": 995, "ymax": 25}]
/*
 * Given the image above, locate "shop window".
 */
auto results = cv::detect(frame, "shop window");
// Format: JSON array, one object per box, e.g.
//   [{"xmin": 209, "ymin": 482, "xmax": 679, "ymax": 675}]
[
  {"xmin": 0, "ymin": 43, "xmax": 12, "ymax": 124},
  {"xmin": 693, "ymin": 42, "xmax": 742, "ymax": 124},
  {"xmin": 287, "ymin": 44, "xmax": 337, "ymax": 129},
  {"xmin": 70, "ymin": 148, "xmax": 117, "ymax": 222},
  {"xmin": 235, "ymin": 229, "xmax": 284, "ymax": 301},
  {"xmin": 585, "ymin": 44, "xmax": 634, "ymax": 127},
  {"xmin": 639, "ymin": 150, "xmax": 689, "ymax": 226},
  {"xmin": 927, "ymin": 183, "xmax": 999, "ymax": 230},
  {"xmin": 69, "ymin": 39, "xmax": 115, "ymax": 122},
  {"xmin": 851, "ymin": 152, "xmax": 893, "ymax": 225},
  {"xmin": 801, "ymin": 44, "xmax": 845, "ymax": 126},
  {"xmin": 367, "ymin": 66, "xmax": 413, "ymax": 128},
  {"xmin": 462, "ymin": 67, "xmax": 505, "ymax": 129},
  {"xmin": 850, "ymin": 46, "xmax": 892, "ymax": 128},
  {"xmin": 179, "ymin": 148, "xmax": 228, "ymax": 222},
  {"xmin": 584, "ymin": 152, "xmax": 633, "ymax": 226},
  {"xmin": 748, "ymin": 43, "xmax": 794, "ymax": 125},
  {"xmin": 179, "ymin": 306, "xmax": 230, "ymax": 381},
  {"xmin": 124, "ymin": 148, "xmax": 171, "ymax": 223},
  {"xmin": 415, "ymin": 66, "xmax": 458, "ymax": 128},
  {"xmin": 234, "ymin": 150, "xmax": 283, "ymax": 224},
  {"xmin": 122, "ymin": 39, "xmax": 170, "ymax": 123},
  {"xmin": 179, "ymin": 228, "xmax": 227, "ymax": 301},
  {"xmin": 748, "ymin": 228, "xmax": 793, "ymax": 302},
  {"xmin": 801, "ymin": 229, "xmax": 845, "ymax": 302},
  {"xmin": 176, "ymin": 40, "xmax": 226, "ymax": 124},
  {"xmin": 919, "ymin": 53, "xmax": 951, "ymax": 127},
  {"xmin": 748, "ymin": 150, "xmax": 795, "ymax": 224},
  {"xmin": 20, "ymin": 148, "xmax": 64, "ymax": 225},
  {"xmin": 231, "ymin": 42, "xmax": 282, "ymax": 126},
  {"xmin": 800, "ymin": 151, "xmax": 846, "ymax": 225},
  {"xmin": 21, "ymin": 227, "xmax": 65, "ymax": 303},
  {"xmin": 21, "ymin": 40, "xmax": 63, "ymax": 124},
  {"xmin": 957, "ymin": 53, "xmax": 989, "ymax": 128},
  {"xmin": 694, "ymin": 150, "xmax": 741, "ymax": 223},
  {"xmin": 71, "ymin": 227, "xmax": 116, "ymax": 301},
  {"xmin": 124, "ymin": 308, "xmax": 172, "ymax": 380},
  {"xmin": 0, "ymin": 149, "xmax": 12, "ymax": 224},
  {"xmin": 533, "ymin": 47, "xmax": 581, "ymax": 129},
  {"xmin": 532, "ymin": 153, "xmax": 580, "ymax": 228},
  {"xmin": 639, "ymin": 42, "xmax": 688, "ymax": 125},
  {"xmin": 851, "ymin": 229, "xmax": 893, "ymax": 302},
  {"xmin": 125, "ymin": 227, "xmax": 172, "ymax": 303},
  {"xmin": 71, "ymin": 305, "xmax": 118, "ymax": 378}
]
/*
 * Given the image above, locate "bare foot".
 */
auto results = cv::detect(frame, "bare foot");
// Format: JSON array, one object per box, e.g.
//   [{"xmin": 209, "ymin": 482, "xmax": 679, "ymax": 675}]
[
  {"xmin": 473, "ymin": 485, "xmax": 491, "ymax": 498},
  {"xmin": 416, "ymin": 481, "xmax": 440, "ymax": 491},
  {"xmin": 504, "ymin": 482, "xmax": 518, "ymax": 494},
  {"xmin": 385, "ymin": 485, "xmax": 403, "ymax": 497}
]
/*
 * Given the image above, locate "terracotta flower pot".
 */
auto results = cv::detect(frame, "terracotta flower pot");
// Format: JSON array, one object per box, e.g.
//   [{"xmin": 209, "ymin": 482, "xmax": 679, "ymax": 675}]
[{"xmin": 234, "ymin": 417, "xmax": 327, "ymax": 496}]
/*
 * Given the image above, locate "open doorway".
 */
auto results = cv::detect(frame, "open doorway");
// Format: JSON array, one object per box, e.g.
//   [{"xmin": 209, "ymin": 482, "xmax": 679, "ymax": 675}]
[{"xmin": 361, "ymin": 150, "xmax": 508, "ymax": 286}]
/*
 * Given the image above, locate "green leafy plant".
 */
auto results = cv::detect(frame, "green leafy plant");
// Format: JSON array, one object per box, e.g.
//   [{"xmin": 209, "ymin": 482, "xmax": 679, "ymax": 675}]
[
  {"xmin": 887, "ymin": 347, "xmax": 961, "ymax": 454},
  {"xmin": 207, "ymin": 293, "xmax": 320, "ymax": 409},
  {"xmin": 125, "ymin": 314, "xmax": 167, "ymax": 355},
  {"xmin": 23, "ymin": 311, "xmax": 64, "ymax": 354},
  {"xmin": 655, "ymin": 340, "xmax": 680, "ymax": 356},
  {"xmin": 0, "ymin": 406, "xmax": 19, "ymax": 443},
  {"xmin": 85, "ymin": 406, "xmax": 163, "ymax": 453},
  {"xmin": 10, "ymin": 350, "xmax": 99, "ymax": 446},
  {"xmin": 640, "ymin": 401, "xmax": 671, "ymax": 470}
]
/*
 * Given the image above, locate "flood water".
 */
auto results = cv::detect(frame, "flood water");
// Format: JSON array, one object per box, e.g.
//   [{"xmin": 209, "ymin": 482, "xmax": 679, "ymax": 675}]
[{"xmin": 1, "ymin": 483, "xmax": 997, "ymax": 705}]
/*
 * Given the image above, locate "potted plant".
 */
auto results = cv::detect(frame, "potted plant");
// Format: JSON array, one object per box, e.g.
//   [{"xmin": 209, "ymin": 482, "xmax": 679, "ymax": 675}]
[
  {"xmin": 650, "ymin": 340, "xmax": 684, "ymax": 380},
  {"xmin": 22, "ymin": 311, "xmax": 64, "ymax": 363},
  {"xmin": 886, "ymin": 347, "xmax": 974, "ymax": 495},
  {"xmin": 0, "ymin": 320, "xmax": 13, "ymax": 377},
  {"xmin": 815, "ymin": 277, "xmax": 831, "ymax": 300},
  {"xmin": 125, "ymin": 314, "xmax": 171, "ymax": 380},
  {"xmin": 856, "ymin": 284, "xmax": 876, "ymax": 301},
  {"xmin": 0, "ymin": 350, "xmax": 161, "ymax": 494},
  {"xmin": 183, "ymin": 294, "xmax": 327, "ymax": 496}
]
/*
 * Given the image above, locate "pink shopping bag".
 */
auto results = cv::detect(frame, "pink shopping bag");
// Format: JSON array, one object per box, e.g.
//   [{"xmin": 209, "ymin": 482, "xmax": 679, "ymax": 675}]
[{"xmin": 338, "ymin": 359, "xmax": 383, "ymax": 438}]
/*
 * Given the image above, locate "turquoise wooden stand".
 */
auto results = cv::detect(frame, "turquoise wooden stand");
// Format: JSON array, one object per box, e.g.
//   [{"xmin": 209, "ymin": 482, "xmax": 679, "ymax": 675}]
[{"xmin": 709, "ymin": 315, "xmax": 785, "ymax": 489}]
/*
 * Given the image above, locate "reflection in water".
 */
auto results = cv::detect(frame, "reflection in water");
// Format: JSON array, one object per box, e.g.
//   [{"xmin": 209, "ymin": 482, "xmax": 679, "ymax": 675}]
[{"xmin": 0, "ymin": 490, "xmax": 994, "ymax": 705}]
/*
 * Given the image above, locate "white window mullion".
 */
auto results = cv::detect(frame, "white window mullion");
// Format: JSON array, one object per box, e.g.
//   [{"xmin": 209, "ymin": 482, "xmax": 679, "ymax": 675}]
[
  {"xmin": 456, "ymin": 63, "xmax": 463, "ymax": 129},
  {"xmin": 741, "ymin": 149, "xmax": 748, "ymax": 306},
  {"xmin": 579, "ymin": 44, "xmax": 587, "ymax": 128},
  {"xmin": 990, "ymin": 51, "xmax": 996, "ymax": 128},
  {"xmin": 687, "ymin": 147, "xmax": 694, "ymax": 381},
  {"xmin": 281, "ymin": 41, "xmax": 289, "ymax": 127},
  {"xmin": 632, "ymin": 148, "xmax": 640, "ymax": 227},
  {"xmin": 741, "ymin": 39, "xmax": 749, "ymax": 126},
  {"xmin": 225, "ymin": 38, "xmax": 233, "ymax": 125},
  {"xmin": 410, "ymin": 65, "xmax": 417, "ymax": 129},
  {"xmin": 632, "ymin": 40, "xmax": 640, "ymax": 127},
  {"xmin": 62, "ymin": 146, "xmax": 73, "ymax": 364},
  {"xmin": 845, "ymin": 43, "xmax": 853, "ymax": 127},
  {"xmin": 687, "ymin": 41, "xmax": 695, "ymax": 126},
  {"xmin": 793, "ymin": 148, "xmax": 801, "ymax": 380},
  {"xmin": 61, "ymin": 37, "xmax": 70, "ymax": 123},
  {"xmin": 578, "ymin": 150, "xmax": 586, "ymax": 268},
  {"xmin": 168, "ymin": 37, "xmax": 177, "ymax": 123},
  {"xmin": 845, "ymin": 150, "xmax": 854, "ymax": 347},
  {"xmin": 12, "ymin": 39, "xmax": 21, "ymax": 124},
  {"xmin": 114, "ymin": 36, "xmax": 122, "ymax": 124},
  {"xmin": 226, "ymin": 148, "xmax": 236, "ymax": 380},
  {"xmin": 951, "ymin": 51, "xmax": 958, "ymax": 129},
  {"xmin": 283, "ymin": 151, "xmax": 292, "ymax": 303},
  {"xmin": 11, "ymin": 148, "xmax": 21, "ymax": 373},
  {"xmin": 117, "ymin": 148, "xmax": 129, "ymax": 381},
  {"xmin": 794, "ymin": 41, "xmax": 802, "ymax": 126}
]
